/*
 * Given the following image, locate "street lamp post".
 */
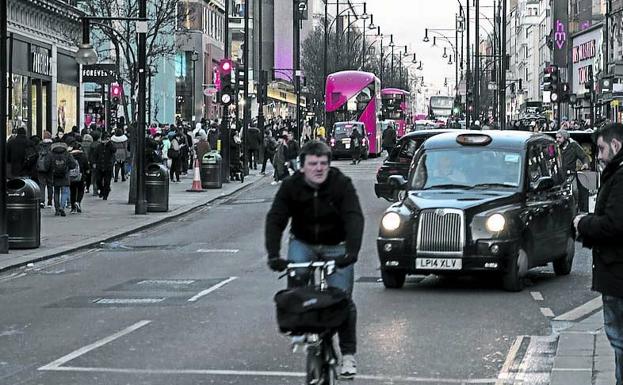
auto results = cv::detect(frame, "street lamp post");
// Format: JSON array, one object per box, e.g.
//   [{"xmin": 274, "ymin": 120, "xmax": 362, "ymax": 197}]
[
  {"xmin": 190, "ymin": 50, "xmax": 198, "ymax": 125},
  {"xmin": 0, "ymin": 0, "xmax": 8, "ymax": 252},
  {"xmin": 136, "ymin": 0, "xmax": 147, "ymax": 214},
  {"xmin": 257, "ymin": 0, "xmax": 265, "ymax": 134},
  {"xmin": 221, "ymin": 0, "xmax": 231, "ymax": 182}
]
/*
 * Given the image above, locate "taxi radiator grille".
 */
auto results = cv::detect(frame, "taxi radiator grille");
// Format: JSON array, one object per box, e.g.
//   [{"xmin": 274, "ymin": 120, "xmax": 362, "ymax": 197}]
[{"xmin": 416, "ymin": 209, "xmax": 464, "ymax": 256}]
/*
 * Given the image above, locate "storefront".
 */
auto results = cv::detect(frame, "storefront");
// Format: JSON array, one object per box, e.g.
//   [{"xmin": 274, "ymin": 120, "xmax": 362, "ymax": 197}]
[{"xmin": 6, "ymin": 0, "xmax": 82, "ymax": 137}]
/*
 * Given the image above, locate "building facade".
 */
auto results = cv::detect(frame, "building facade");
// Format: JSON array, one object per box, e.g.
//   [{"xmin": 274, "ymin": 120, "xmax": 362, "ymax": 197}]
[{"xmin": 7, "ymin": 0, "xmax": 83, "ymax": 137}]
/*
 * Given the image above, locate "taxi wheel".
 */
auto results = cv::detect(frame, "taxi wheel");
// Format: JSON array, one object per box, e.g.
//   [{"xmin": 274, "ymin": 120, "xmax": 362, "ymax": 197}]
[
  {"xmin": 553, "ymin": 235, "xmax": 575, "ymax": 276},
  {"xmin": 502, "ymin": 248, "xmax": 528, "ymax": 292},
  {"xmin": 381, "ymin": 269, "xmax": 406, "ymax": 289}
]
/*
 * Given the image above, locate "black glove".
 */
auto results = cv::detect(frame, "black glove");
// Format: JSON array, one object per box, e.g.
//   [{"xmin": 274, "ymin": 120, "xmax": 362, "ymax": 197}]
[
  {"xmin": 334, "ymin": 254, "xmax": 357, "ymax": 268},
  {"xmin": 267, "ymin": 257, "xmax": 289, "ymax": 272}
]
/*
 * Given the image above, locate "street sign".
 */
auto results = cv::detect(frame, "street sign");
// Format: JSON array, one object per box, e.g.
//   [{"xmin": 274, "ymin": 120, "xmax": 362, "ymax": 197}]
[{"xmin": 82, "ymin": 64, "xmax": 117, "ymax": 84}]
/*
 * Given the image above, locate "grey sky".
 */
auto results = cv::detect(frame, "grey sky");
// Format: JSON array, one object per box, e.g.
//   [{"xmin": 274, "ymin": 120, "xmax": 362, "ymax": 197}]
[{"xmin": 363, "ymin": 0, "xmax": 493, "ymax": 94}]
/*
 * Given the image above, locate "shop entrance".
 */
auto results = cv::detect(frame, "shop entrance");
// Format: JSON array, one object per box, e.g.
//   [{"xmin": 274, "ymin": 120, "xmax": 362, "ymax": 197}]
[{"xmin": 30, "ymin": 79, "xmax": 51, "ymax": 137}]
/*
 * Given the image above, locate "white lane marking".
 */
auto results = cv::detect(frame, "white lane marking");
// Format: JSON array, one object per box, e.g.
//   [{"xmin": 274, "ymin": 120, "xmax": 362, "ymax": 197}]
[
  {"xmin": 540, "ymin": 307, "xmax": 555, "ymax": 318},
  {"xmin": 551, "ymin": 368, "xmax": 592, "ymax": 371},
  {"xmin": 495, "ymin": 335, "xmax": 525, "ymax": 384},
  {"xmin": 196, "ymin": 249, "xmax": 239, "ymax": 253},
  {"xmin": 38, "ymin": 366, "xmax": 497, "ymax": 383},
  {"xmin": 38, "ymin": 320, "xmax": 151, "ymax": 370},
  {"xmin": 187, "ymin": 277, "xmax": 238, "ymax": 302},
  {"xmin": 554, "ymin": 296, "xmax": 602, "ymax": 321},
  {"xmin": 530, "ymin": 291, "xmax": 544, "ymax": 301}
]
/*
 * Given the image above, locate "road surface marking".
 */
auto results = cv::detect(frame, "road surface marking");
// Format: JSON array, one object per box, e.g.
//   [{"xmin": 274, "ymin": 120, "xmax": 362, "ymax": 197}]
[
  {"xmin": 551, "ymin": 368, "xmax": 592, "ymax": 371},
  {"xmin": 530, "ymin": 291, "xmax": 544, "ymax": 301},
  {"xmin": 553, "ymin": 296, "xmax": 602, "ymax": 321},
  {"xmin": 196, "ymin": 249, "xmax": 239, "ymax": 253},
  {"xmin": 37, "ymin": 366, "xmax": 497, "ymax": 383},
  {"xmin": 38, "ymin": 320, "xmax": 151, "ymax": 370},
  {"xmin": 540, "ymin": 307, "xmax": 555, "ymax": 318},
  {"xmin": 187, "ymin": 277, "xmax": 238, "ymax": 302},
  {"xmin": 496, "ymin": 335, "xmax": 525, "ymax": 385}
]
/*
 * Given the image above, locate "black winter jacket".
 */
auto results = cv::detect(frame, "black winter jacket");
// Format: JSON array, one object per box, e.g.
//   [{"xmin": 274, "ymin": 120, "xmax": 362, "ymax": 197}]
[
  {"xmin": 265, "ymin": 167, "xmax": 364, "ymax": 259},
  {"xmin": 578, "ymin": 149, "xmax": 623, "ymax": 298}
]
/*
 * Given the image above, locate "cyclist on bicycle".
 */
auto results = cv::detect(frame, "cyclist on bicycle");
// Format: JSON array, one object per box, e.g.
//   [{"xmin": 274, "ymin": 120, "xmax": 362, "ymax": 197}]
[{"xmin": 265, "ymin": 140, "xmax": 364, "ymax": 379}]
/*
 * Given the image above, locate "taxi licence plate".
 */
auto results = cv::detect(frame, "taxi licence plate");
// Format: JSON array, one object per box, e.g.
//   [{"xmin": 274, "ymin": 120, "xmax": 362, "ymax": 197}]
[{"xmin": 416, "ymin": 258, "xmax": 462, "ymax": 270}]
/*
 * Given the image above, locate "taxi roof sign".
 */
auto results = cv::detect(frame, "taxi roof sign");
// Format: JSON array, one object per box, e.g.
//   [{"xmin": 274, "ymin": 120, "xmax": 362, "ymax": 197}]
[{"xmin": 456, "ymin": 133, "xmax": 492, "ymax": 146}]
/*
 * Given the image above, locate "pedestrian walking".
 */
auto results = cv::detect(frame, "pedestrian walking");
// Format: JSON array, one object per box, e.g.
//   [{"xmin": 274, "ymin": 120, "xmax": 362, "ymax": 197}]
[
  {"xmin": 349, "ymin": 127, "xmax": 363, "ymax": 165},
  {"xmin": 37, "ymin": 131, "xmax": 54, "ymax": 207},
  {"xmin": 69, "ymin": 142, "xmax": 88, "ymax": 213},
  {"xmin": 111, "ymin": 129, "xmax": 129, "ymax": 182},
  {"xmin": 81, "ymin": 132, "xmax": 94, "ymax": 193},
  {"xmin": 382, "ymin": 122, "xmax": 397, "ymax": 156},
  {"xmin": 285, "ymin": 132, "xmax": 300, "ymax": 172},
  {"xmin": 574, "ymin": 123, "xmax": 623, "ymax": 385},
  {"xmin": 44, "ymin": 141, "xmax": 77, "ymax": 216},
  {"xmin": 88, "ymin": 130, "xmax": 101, "ymax": 196},
  {"xmin": 246, "ymin": 125, "xmax": 262, "ymax": 170},
  {"xmin": 92, "ymin": 131, "xmax": 116, "ymax": 200},
  {"xmin": 261, "ymin": 130, "xmax": 277, "ymax": 175},
  {"xmin": 271, "ymin": 134, "xmax": 289, "ymax": 185},
  {"xmin": 167, "ymin": 132, "xmax": 182, "ymax": 182},
  {"xmin": 6, "ymin": 126, "xmax": 36, "ymax": 179}
]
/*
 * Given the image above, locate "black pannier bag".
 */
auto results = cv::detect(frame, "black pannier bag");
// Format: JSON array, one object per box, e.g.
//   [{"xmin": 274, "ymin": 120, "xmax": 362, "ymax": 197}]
[{"xmin": 274, "ymin": 286, "xmax": 350, "ymax": 333}]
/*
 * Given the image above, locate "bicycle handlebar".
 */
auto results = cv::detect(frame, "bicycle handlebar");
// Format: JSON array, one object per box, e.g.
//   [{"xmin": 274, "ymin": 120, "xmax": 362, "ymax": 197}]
[{"xmin": 286, "ymin": 260, "xmax": 336, "ymax": 269}]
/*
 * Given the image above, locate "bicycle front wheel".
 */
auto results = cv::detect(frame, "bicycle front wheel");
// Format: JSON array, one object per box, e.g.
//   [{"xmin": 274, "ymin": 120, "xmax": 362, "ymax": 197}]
[{"xmin": 305, "ymin": 346, "xmax": 323, "ymax": 385}]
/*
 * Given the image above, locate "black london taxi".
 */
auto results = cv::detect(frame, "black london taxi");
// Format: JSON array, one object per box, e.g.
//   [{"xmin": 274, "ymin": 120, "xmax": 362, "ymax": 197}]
[
  {"xmin": 329, "ymin": 121, "xmax": 369, "ymax": 159},
  {"xmin": 377, "ymin": 131, "xmax": 576, "ymax": 291},
  {"xmin": 375, "ymin": 129, "xmax": 454, "ymax": 202}
]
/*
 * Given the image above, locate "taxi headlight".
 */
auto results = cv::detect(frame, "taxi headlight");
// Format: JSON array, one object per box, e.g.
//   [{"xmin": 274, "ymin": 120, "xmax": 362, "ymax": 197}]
[
  {"xmin": 485, "ymin": 214, "xmax": 506, "ymax": 232},
  {"xmin": 381, "ymin": 212, "xmax": 401, "ymax": 231}
]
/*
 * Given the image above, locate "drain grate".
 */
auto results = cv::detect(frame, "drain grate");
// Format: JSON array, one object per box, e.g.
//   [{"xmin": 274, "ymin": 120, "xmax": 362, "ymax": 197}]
[
  {"xmin": 94, "ymin": 297, "xmax": 166, "ymax": 305},
  {"xmin": 222, "ymin": 198, "xmax": 272, "ymax": 205},
  {"xmin": 96, "ymin": 242, "xmax": 177, "ymax": 252}
]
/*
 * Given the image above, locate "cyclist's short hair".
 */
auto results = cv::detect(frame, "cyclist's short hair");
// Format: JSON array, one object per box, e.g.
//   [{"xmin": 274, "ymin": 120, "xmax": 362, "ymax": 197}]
[
  {"xmin": 597, "ymin": 123, "xmax": 623, "ymax": 144},
  {"xmin": 299, "ymin": 140, "xmax": 332, "ymax": 165}
]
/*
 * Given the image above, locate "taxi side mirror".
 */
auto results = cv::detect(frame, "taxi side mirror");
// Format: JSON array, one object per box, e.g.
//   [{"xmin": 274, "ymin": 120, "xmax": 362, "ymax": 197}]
[
  {"xmin": 389, "ymin": 175, "xmax": 408, "ymax": 190},
  {"xmin": 531, "ymin": 176, "xmax": 555, "ymax": 192}
]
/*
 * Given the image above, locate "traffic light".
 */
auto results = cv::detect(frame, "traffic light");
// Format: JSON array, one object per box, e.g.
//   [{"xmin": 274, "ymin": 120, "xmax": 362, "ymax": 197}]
[
  {"xmin": 559, "ymin": 82, "xmax": 570, "ymax": 103},
  {"xmin": 543, "ymin": 65, "xmax": 560, "ymax": 102},
  {"xmin": 110, "ymin": 83, "xmax": 122, "ymax": 104},
  {"xmin": 258, "ymin": 70, "xmax": 269, "ymax": 104},
  {"xmin": 466, "ymin": 91, "xmax": 474, "ymax": 112},
  {"xmin": 235, "ymin": 66, "xmax": 245, "ymax": 92},
  {"xmin": 218, "ymin": 58, "xmax": 234, "ymax": 106},
  {"xmin": 295, "ymin": 0, "xmax": 309, "ymax": 20}
]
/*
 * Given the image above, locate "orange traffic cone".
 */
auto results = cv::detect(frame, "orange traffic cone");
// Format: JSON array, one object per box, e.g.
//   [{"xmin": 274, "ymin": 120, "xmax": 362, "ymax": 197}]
[{"xmin": 187, "ymin": 158, "xmax": 204, "ymax": 192}]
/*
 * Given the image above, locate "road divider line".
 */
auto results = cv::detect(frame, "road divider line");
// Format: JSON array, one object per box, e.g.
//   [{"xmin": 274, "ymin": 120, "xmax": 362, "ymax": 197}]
[
  {"xmin": 540, "ymin": 307, "xmax": 555, "ymax": 318},
  {"xmin": 38, "ymin": 320, "xmax": 151, "ymax": 370},
  {"xmin": 36, "ymin": 366, "xmax": 497, "ymax": 383},
  {"xmin": 496, "ymin": 335, "xmax": 525, "ymax": 385},
  {"xmin": 553, "ymin": 296, "xmax": 602, "ymax": 321},
  {"xmin": 196, "ymin": 249, "xmax": 239, "ymax": 253},
  {"xmin": 188, "ymin": 277, "xmax": 238, "ymax": 302},
  {"xmin": 530, "ymin": 291, "xmax": 544, "ymax": 301}
]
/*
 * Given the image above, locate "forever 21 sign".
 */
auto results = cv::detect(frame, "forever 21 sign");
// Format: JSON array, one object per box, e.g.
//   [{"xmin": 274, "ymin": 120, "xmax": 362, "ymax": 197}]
[{"xmin": 82, "ymin": 64, "xmax": 117, "ymax": 84}]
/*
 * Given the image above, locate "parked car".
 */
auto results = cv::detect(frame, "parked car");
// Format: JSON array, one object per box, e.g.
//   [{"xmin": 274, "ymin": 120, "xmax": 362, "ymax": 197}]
[
  {"xmin": 329, "ymin": 121, "xmax": 369, "ymax": 159},
  {"xmin": 377, "ymin": 131, "xmax": 576, "ymax": 291},
  {"xmin": 375, "ymin": 129, "xmax": 453, "ymax": 202}
]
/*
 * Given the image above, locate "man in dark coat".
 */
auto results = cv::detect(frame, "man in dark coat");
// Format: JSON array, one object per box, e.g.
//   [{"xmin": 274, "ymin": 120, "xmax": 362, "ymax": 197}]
[
  {"xmin": 246, "ymin": 125, "xmax": 262, "ymax": 170},
  {"xmin": 92, "ymin": 131, "xmax": 116, "ymax": 200},
  {"xmin": 575, "ymin": 123, "xmax": 623, "ymax": 385},
  {"xmin": 382, "ymin": 122, "xmax": 397, "ymax": 156},
  {"xmin": 6, "ymin": 127, "xmax": 35, "ymax": 179}
]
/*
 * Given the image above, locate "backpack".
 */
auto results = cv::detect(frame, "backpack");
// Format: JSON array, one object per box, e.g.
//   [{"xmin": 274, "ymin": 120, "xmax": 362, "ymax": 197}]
[
  {"xmin": 52, "ymin": 153, "xmax": 68, "ymax": 178},
  {"xmin": 167, "ymin": 147, "xmax": 179, "ymax": 159},
  {"xmin": 69, "ymin": 161, "xmax": 82, "ymax": 183},
  {"xmin": 37, "ymin": 147, "xmax": 49, "ymax": 172}
]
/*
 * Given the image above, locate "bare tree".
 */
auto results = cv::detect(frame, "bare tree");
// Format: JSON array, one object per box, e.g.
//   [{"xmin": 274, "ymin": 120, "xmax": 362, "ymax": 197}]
[{"xmin": 80, "ymin": 0, "xmax": 189, "ymax": 126}]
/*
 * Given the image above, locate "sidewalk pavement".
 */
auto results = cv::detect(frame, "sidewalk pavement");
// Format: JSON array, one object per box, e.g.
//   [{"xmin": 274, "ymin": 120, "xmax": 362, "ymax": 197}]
[
  {"xmin": 551, "ymin": 301, "xmax": 617, "ymax": 385},
  {"xmin": 0, "ymin": 166, "xmax": 270, "ymax": 273}
]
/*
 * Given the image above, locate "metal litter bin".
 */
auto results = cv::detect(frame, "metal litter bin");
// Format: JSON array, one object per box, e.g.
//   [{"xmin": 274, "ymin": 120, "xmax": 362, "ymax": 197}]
[
  {"xmin": 201, "ymin": 151, "xmax": 222, "ymax": 189},
  {"xmin": 145, "ymin": 163, "xmax": 169, "ymax": 212},
  {"xmin": 7, "ymin": 178, "xmax": 41, "ymax": 249}
]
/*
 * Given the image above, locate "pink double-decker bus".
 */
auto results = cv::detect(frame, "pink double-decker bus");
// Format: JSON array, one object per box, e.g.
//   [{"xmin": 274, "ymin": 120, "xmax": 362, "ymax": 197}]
[
  {"xmin": 381, "ymin": 88, "xmax": 410, "ymax": 137},
  {"xmin": 325, "ymin": 70, "xmax": 383, "ymax": 157}
]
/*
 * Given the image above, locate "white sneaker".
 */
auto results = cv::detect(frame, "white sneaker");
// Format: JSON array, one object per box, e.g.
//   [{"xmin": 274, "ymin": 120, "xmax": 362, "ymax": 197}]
[
  {"xmin": 340, "ymin": 354, "xmax": 357, "ymax": 378},
  {"xmin": 270, "ymin": 181, "xmax": 278, "ymax": 185}
]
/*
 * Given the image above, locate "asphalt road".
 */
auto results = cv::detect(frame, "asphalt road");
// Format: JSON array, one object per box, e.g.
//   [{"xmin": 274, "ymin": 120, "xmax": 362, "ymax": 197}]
[{"xmin": 0, "ymin": 158, "xmax": 597, "ymax": 385}]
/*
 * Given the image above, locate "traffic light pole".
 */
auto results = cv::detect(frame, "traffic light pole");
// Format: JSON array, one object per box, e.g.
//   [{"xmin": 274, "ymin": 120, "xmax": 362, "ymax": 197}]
[
  {"xmin": 243, "ymin": 0, "xmax": 249, "ymax": 174},
  {"xmin": 294, "ymin": 0, "xmax": 302, "ymax": 141},
  {"xmin": 221, "ymin": 0, "xmax": 231, "ymax": 182},
  {"xmin": 257, "ymin": 0, "xmax": 265, "ymax": 136},
  {"xmin": 135, "ymin": 0, "xmax": 147, "ymax": 215}
]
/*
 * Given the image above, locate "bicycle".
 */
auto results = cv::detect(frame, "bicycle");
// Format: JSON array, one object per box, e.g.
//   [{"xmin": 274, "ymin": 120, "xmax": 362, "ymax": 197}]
[{"xmin": 274, "ymin": 260, "xmax": 347, "ymax": 385}]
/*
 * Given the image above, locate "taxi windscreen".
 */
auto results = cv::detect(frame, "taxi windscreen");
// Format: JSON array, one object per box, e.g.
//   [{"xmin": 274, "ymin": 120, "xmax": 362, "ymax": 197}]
[
  {"xmin": 412, "ymin": 148, "xmax": 523, "ymax": 190},
  {"xmin": 333, "ymin": 123, "xmax": 364, "ymax": 139}
]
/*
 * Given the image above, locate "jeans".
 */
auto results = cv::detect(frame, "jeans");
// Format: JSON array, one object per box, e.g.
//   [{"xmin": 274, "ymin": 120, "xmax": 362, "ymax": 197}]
[
  {"xmin": 70, "ymin": 181, "xmax": 84, "ymax": 207},
  {"xmin": 287, "ymin": 237, "xmax": 357, "ymax": 355},
  {"xmin": 61, "ymin": 186, "xmax": 70, "ymax": 209},
  {"xmin": 603, "ymin": 295, "xmax": 623, "ymax": 385},
  {"xmin": 38, "ymin": 174, "xmax": 53, "ymax": 204},
  {"xmin": 114, "ymin": 161, "xmax": 126, "ymax": 181},
  {"xmin": 261, "ymin": 151, "xmax": 274, "ymax": 173},
  {"xmin": 96, "ymin": 169, "xmax": 112, "ymax": 199},
  {"xmin": 52, "ymin": 186, "xmax": 64, "ymax": 212}
]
